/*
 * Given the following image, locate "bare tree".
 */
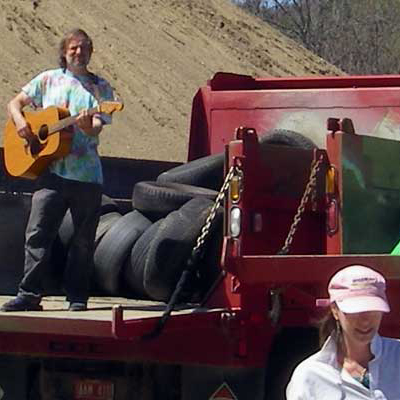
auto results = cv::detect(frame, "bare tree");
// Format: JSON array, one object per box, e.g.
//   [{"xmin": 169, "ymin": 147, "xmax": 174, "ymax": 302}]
[{"xmin": 233, "ymin": 0, "xmax": 400, "ymax": 74}]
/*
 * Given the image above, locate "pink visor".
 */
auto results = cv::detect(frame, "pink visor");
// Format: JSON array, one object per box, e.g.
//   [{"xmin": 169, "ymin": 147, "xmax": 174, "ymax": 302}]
[{"xmin": 316, "ymin": 265, "xmax": 390, "ymax": 313}]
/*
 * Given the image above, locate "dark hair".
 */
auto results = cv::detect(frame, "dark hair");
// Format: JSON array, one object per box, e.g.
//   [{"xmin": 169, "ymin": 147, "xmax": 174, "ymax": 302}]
[
  {"xmin": 58, "ymin": 28, "xmax": 93, "ymax": 68},
  {"xmin": 318, "ymin": 306, "xmax": 344, "ymax": 354},
  {"xmin": 318, "ymin": 309, "xmax": 337, "ymax": 346}
]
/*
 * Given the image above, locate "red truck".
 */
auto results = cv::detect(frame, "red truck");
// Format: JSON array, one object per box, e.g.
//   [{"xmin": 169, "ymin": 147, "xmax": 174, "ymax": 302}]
[{"xmin": 0, "ymin": 72, "xmax": 400, "ymax": 400}]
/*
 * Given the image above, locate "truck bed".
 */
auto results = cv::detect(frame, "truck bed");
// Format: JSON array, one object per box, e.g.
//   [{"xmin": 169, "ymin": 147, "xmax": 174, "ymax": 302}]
[
  {"xmin": 0, "ymin": 296, "xmax": 237, "ymax": 366},
  {"xmin": 0, "ymin": 296, "xmax": 198, "ymax": 338}
]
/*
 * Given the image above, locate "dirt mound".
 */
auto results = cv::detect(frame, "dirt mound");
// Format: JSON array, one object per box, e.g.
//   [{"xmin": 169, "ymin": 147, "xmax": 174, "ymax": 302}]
[{"xmin": 0, "ymin": 0, "xmax": 342, "ymax": 161}]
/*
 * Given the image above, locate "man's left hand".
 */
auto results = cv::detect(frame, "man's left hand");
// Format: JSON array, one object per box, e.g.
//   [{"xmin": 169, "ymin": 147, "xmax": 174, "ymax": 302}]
[{"xmin": 76, "ymin": 109, "xmax": 93, "ymax": 133}]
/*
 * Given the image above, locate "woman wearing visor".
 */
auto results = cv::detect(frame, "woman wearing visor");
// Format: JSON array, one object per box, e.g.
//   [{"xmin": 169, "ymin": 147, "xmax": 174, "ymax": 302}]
[{"xmin": 286, "ymin": 264, "xmax": 400, "ymax": 399}]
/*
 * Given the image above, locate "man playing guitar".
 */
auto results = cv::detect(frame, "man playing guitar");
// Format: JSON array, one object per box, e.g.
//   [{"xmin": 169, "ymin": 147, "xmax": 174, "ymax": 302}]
[{"xmin": 2, "ymin": 28, "xmax": 116, "ymax": 312}]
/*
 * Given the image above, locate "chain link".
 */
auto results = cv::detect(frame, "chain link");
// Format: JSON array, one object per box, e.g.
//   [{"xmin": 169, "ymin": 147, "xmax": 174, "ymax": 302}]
[
  {"xmin": 278, "ymin": 154, "xmax": 324, "ymax": 255},
  {"xmin": 193, "ymin": 165, "xmax": 238, "ymax": 253}
]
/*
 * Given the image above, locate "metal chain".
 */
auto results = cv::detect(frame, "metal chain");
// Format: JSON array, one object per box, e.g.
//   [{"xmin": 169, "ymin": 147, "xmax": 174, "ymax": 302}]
[
  {"xmin": 193, "ymin": 165, "xmax": 238, "ymax": 253},
  {"xmin": 142, "ymin": 165, "xmax": 240, "ymax": 340},
  {"xmin": 278, "ymin": 154, "xmax": 324, "ymax": 255}
]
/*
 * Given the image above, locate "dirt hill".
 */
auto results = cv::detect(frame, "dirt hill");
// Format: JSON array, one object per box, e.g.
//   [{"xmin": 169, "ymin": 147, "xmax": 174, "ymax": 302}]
[{"xmin": 0, "ymin": 0, "xmax": 342, "ymax": 162}]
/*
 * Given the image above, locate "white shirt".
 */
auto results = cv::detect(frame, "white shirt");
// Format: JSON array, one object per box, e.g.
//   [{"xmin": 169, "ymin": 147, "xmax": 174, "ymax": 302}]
[{"xmin": 286, "ymin": 334, "xmax": 400, "ymax": 399}]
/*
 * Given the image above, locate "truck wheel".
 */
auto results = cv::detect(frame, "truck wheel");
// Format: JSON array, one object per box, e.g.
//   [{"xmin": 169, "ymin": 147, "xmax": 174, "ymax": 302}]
[
  {"xmin": 132, "ymin": 181, "xmax": 218, "ymax": 221},
  {"xmin": 93, "ymin": 210, "xmax": 152, "ymax": 295},
  {"xmin": 157, "ymin": 153, "xmax": 224, "ymax": 190},
  {"xmin": 260, "ymin": 128, "xmax": 317, "ymax": 150},
  {"xmin": 264, "ymin": 327, "xmax": 319, "ymax": 400},
  {"xmin": 143, "ymin": 197, "xmax": 217, "ymax": 302},
  {"xmin": 123, "ymin": 219, "xmax": 164, "ymax": 298}
]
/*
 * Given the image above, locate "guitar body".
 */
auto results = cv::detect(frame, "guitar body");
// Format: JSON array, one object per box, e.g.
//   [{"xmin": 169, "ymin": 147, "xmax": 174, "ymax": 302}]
[
  {"xmin": 3, "ymin": 100, "xmax": 123, "ymax": 179},
  {"xmin": 4, "ymin": 106, "xmax": 72, "ymax": 179}
]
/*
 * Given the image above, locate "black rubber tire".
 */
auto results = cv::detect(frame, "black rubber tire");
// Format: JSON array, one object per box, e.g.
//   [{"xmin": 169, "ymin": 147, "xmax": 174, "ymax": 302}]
[
  {"xmin": 196, "ymin": 220, "xmax": 223, "ymax": 297},
  {"xmin": 155, "ymin": 129, "xmax": 314, "ymax": 193},
  {"xmin": 154, "ymin": 129, "xmax": 315, "ymax": 193},
  {"xmin": 49, "ymin": 196, "xmax": 120, "ymax": 295},
  {"xmin": 94, "ymin": 211, "xmax": 122, "ymax": 249},
  {"xmin": 100, "ymin": 194, "xmax": 120, "ymax": 214},
  {"xmin": 57, "ymin": 209, "xmax": 74, "ymax": 249},
  {"xmin": 259, "ymin": 128, "xmax": 317, "ymax": 150},
  {"xmin": 123, "ymin": 219, "xmax": 164, "ymax": 299},
  {"xmin": 132, "ymin": 181, "xmax": 218, "ymax": 221},
  {"xmin": 57, "ymin": 195, "xmax": 120, "ymax": 250},
  {"xmin": 157, "ymin": 153, "xmax": 224, "ymax": 190},
  {"xmin": 93, "ymin": 210, "xmax": 152, "ymax": 295},
  {"xmin": 143, "ymin": 197, "xmax": 216, "ymax": 302}
]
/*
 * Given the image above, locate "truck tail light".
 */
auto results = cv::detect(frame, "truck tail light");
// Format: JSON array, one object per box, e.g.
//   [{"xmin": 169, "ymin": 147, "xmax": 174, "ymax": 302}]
[
  {"xmin": 230, "ymin": 207, "xmax": 242, "ymax": 237},
  {"xmin": 230, "ymin": 175, "xmax": 242, "ymax": 202},
  {"xmin": 326, "ymin": 166, "xmax": 336, "ymax": 193}
]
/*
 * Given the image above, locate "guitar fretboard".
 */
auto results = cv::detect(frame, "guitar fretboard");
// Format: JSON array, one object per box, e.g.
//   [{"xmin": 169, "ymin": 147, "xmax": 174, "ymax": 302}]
[{"xmin": 47, "ymin": 106, "xmax": 100, "ymax": 135}]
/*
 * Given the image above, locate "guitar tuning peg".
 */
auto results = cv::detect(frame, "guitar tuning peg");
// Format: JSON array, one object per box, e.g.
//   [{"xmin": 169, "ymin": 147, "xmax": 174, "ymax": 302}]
[
  {"xmin": 112, "ymin": 94, "xmax": 124, "ymax": 111},
  {"xmin": 112, "ymin": 92, "xmax": 121, "ymax": 102}
]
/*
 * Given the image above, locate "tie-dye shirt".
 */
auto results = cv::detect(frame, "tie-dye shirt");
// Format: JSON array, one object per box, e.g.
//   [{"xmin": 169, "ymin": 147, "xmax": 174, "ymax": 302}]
[{"xmin": 22, "ymin": 68, "xmax": 114, "ymax": 184}]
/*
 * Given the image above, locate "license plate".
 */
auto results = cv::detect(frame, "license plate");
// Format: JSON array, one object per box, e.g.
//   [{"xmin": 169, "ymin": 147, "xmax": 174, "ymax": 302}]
[{"xmin": 74, "ymin": 379, "xmax": 114, "ymax": 400}]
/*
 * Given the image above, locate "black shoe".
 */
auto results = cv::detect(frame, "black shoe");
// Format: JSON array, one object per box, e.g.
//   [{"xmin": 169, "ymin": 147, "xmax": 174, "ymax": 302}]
[
  {"xmin": 1, "ymin": 296, "xmax": 42, "ymax": 312},
  {"xmin": 69, "ymin": 302, "xmax": 87, "ymax": 311}
]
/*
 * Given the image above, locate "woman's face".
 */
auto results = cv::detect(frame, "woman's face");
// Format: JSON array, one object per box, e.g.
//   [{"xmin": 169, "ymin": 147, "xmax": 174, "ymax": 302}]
[{"xmin": 331, "ymin": 305, "xmax": 383, "ymax": 347}]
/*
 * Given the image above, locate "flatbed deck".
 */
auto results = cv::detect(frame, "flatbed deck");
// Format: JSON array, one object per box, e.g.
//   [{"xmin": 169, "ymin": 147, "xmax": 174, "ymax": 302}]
[
  {"xmin": 0, "ymin": 296, "xmax": 199, "ymax": 338},
  {"xmin": 0, "ymin": 296, "xmax": 236, "ymax": 366}
]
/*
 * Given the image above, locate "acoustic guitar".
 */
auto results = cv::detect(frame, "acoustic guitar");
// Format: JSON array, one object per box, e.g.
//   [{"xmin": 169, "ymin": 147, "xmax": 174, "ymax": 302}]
[{"xmin": 3, "ymin": 101, "xmax": 123, "ymax": 179}]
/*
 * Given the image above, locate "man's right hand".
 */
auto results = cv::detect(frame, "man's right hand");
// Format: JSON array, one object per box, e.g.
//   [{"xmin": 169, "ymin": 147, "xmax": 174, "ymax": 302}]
[
  {"xmin": 16, "ymin": 121, "xmax": 42, "ymax": 154},
  {"xmin": 17, "ymin": 122, "xmax": 34, "ymax": 141}
]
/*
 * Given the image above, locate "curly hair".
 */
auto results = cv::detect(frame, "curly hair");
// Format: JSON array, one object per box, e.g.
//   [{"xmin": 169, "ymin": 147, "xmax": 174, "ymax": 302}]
[{"xmin": 58, "ymin": 28, "xmax": 93, "ymax": 69}]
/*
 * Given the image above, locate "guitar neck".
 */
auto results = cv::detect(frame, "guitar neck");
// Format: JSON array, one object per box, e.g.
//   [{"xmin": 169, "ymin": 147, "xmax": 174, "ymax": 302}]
[{"xmin": 48, "ymin": 106, "xmax": 100, "ymax": 135}]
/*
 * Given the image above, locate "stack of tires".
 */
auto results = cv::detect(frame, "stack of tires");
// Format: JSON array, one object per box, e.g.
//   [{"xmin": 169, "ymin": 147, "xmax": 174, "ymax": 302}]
[
  {"xmin": 50, "ymin": 157, "xmax": 224, "ymax": 303},
  {"xmin": 49, "ymin": 129, "xmax": 316, "ymax": 303}
]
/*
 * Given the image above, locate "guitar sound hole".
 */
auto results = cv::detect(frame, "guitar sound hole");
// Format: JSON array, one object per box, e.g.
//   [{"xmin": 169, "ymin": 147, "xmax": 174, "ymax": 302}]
[
  {"xmin": 30, "ymin": 138, "xmax": 42, "ymax": 156},
  {"xmin": 38, "ymin": 125, "xmax": 49, "ymax": 141}
]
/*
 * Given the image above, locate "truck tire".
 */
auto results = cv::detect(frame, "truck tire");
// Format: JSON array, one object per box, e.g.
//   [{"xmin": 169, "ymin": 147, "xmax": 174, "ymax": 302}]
[
  {"xmin": 132, "ymin": 181, "xmax": 218, "ymax": 221},
  {"xmin": 52, "ymin": 209, "xmax": 122, "ymax": 291},
  {"xmin": 143, "ymin": 197, "xmax": 216, "ymax": 302},
  {"xmin": 197, "ymin": 222, "xmax": 223, "ymax": 297},
  {"xmin": 93, "ymin": 210, "xmax": 151, "ymax": 295},
  {"xmin": 58, "ymin": 194, "xmax": 120, "ymax": 249},
  {"xmin": 260, "ymin": 128, "xmax": 317, "ymax": 150},
  {"xmin": 58, "ymin": 209, "xmax": 74, "ymax": 249},
  {"xmin": 157, "ymin": 153, "xmax": 224, "ymax": 190},
  {"xmin": 123, "ymin": 219, "xmax": 164, "ymax": 298},
  {"xmin": 100, "ymin": 194, "xmax": 120, "ymax": 214},
  {"xmin": 94, "ymin": 211, "xmax": 122, "ymax": 249},
  {"xmin": 155, "ymin": 130, "xmax": 314, "ymax": 192}
]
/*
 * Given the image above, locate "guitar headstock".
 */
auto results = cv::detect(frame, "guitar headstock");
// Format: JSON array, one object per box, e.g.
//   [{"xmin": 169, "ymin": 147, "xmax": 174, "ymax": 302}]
[{"xmin": 98, "ymin": 101, "xmax": 124, "ymax": 114}]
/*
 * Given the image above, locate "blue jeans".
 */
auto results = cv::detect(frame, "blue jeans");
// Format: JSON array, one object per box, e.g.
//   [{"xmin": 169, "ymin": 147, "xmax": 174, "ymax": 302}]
[{"xmin": 19, "ymin": 173, "xmax": 102, "ymax": 304}]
